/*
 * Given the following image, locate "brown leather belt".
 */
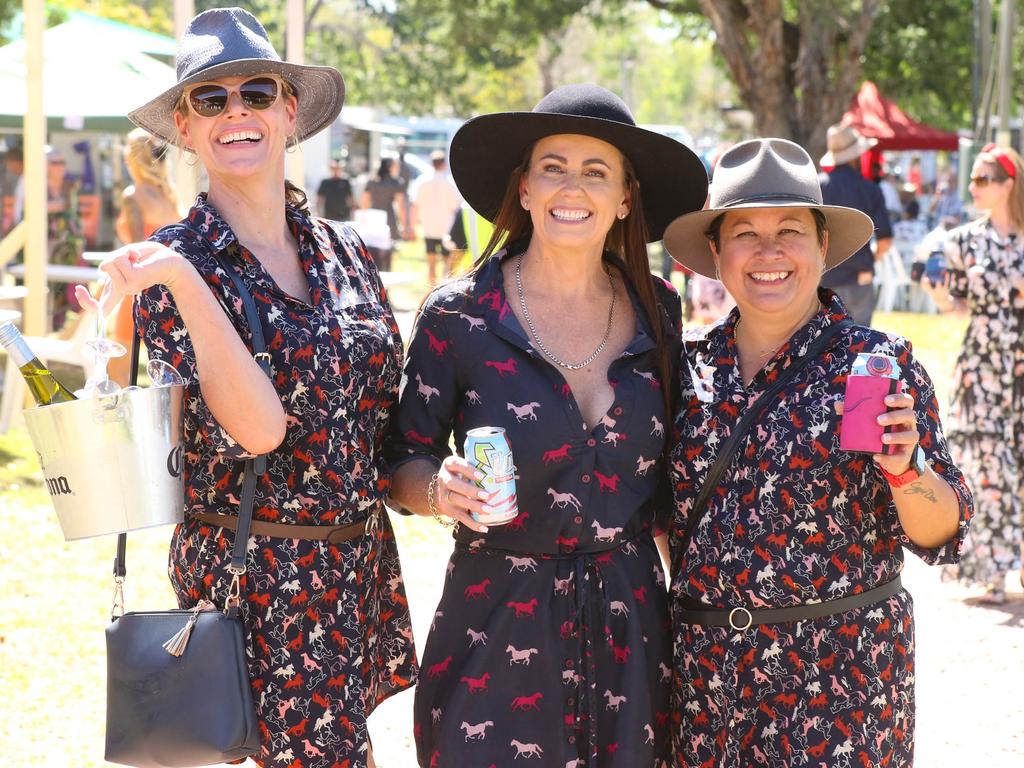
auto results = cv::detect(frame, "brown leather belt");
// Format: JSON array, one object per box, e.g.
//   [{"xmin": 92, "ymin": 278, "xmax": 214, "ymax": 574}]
[
  {"xmin": 191, "ymin": 511, "xmax": 367, "ymax": 544},
  {"xmin": 677, "ymin": 575, "xmax": 903, "ymax": 631}
]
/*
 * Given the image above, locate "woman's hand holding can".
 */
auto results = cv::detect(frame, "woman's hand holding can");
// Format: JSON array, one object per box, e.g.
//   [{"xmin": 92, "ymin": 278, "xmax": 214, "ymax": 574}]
[{"xmin": 436, "ymin": 455, "xmax": 491, "ymax": 533}]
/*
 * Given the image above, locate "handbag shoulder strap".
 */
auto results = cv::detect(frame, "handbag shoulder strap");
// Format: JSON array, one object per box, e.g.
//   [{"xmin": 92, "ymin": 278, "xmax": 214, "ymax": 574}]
[
  {"xmin": 677, "ymin": 318, "xmax": 853, "ymax": 554},
  {"xmin": 112, "ymin": 246, "xmax": 273, "ymax": 616}
]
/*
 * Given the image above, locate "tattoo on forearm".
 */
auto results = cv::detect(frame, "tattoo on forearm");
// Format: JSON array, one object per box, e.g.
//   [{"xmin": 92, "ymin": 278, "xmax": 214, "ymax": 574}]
[{"xmin": 903, "ymin": 483, "xmax": 937, "ymax": 503}]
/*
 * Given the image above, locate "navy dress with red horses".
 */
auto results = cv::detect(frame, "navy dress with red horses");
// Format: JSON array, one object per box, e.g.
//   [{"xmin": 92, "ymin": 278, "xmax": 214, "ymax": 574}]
[{"xmin": 388, "ymin": 250, "xmax": 680, "ymax": 767}]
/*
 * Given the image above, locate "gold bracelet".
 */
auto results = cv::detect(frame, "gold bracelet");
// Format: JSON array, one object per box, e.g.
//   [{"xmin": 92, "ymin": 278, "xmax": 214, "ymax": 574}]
[{"xmin": 427, "ymin": 472, "xmax": 456, "ymax": 528}]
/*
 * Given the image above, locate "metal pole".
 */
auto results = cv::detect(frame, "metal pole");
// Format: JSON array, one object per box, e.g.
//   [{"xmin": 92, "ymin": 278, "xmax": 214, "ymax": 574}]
[
  {"xmin": 173, "ymin": 0, "xmax": 197, "ymax": 211},
  {"xmin": 996, "ymin": 0, "xmax": 1015, "ymax": 147},
  {"xmin": 23, "ymin": 0, "xmax": 46, "ymax": 336},
  {"xmin": 285, "ymin": 0, "xmax": 305, "ymax": 188}
]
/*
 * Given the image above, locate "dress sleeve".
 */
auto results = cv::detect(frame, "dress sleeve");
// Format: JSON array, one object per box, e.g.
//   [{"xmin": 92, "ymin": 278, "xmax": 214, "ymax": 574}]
[
  {"xmin": 944, "ymin": 227, "xmax": 969, "ymax": 299},
  {"xmin": 883, "ymin": 338, "xmax": 973, "ymax": 564},
  {"xmin": 385, "ymin": 288, "xmax": 463, "ymax": 472},
  {"xmin": 132, "ymin": 236, "xmax": 257, "ymax": 461},
  {"xmin": 870, "ymin": 185, "xmax": 894, "ymax": 241}
]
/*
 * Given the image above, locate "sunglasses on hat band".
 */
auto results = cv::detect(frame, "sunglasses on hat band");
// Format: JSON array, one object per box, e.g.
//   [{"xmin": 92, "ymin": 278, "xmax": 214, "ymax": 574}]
[
  {"xmin": 184, "ymin": 76, "xmax": 283, "ymax": 118},
  {"xmin": 980, "ymin": 142, "xmax": 1017, "ymax": 179}
]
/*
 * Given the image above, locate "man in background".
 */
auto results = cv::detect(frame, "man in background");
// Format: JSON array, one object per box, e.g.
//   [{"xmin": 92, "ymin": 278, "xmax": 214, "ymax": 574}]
[
  {"xmin": 819, "ymin": 125, "xmax": 893, "ymax": 326},
  {"xmin": 410, "ymin": 150, "xmax": 462, "ymax": 285},
  {"xmin": 316, "ymin": 159, "xmax": 355, "ymax": 222},
  {"xmin": 2, "ymin": 145, "xmax": 24, "ymax": 231}
]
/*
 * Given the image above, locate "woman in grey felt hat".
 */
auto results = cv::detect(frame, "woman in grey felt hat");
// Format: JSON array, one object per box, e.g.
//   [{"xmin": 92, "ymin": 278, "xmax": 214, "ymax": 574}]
[
  {"xmin": 81, "ymin": 8, "xmax": 416, "ymax": 767},
  {"xmin": 661, "ymin": 138, "xmax": 970, "ymax": 767}
]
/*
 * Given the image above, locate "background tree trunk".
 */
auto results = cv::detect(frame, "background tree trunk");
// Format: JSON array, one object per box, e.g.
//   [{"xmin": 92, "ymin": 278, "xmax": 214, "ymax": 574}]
[{"xmin": 691, "ymin": 0, "xmax": 880, "ymax": 162}]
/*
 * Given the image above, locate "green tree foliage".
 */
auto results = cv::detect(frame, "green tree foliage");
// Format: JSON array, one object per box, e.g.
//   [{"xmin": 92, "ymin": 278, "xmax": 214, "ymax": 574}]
[{"xmin": 862, "ymin": 0, "xmax": 974, "ymax": 133}]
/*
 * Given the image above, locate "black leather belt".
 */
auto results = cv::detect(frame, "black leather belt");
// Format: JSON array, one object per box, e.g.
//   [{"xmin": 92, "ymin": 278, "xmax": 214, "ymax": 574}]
[{"xmin": 677, "ymin": 575, "xmax": 903, "ymax": 631}]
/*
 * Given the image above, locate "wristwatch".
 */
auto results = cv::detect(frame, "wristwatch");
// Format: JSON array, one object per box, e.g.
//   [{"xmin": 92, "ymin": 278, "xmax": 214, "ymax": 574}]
[{"xmin": 879, "ymin": 444, "xmax": 927, "ymax": 488}]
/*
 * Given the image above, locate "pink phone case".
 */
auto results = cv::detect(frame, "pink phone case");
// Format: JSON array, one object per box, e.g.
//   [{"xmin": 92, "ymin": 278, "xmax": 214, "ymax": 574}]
[{"xmin": 839, "ymin": 375, "xmax": 903, "ymax": 454}]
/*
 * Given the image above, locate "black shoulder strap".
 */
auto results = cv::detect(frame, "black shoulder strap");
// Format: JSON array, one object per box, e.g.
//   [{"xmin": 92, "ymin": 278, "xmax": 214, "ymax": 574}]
[
  {"xmin": 677, "ymin": 318, "xmax": 853, "ymax": 553},
  {"xmin": 113, "ymin": 248, "xmax": 273, "ymax": 592}
]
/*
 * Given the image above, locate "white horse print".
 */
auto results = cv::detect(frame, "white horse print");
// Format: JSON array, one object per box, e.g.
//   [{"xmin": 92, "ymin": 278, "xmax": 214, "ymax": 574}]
[
  {"xmin": 460, "ymin": 720, "xmax": 494, "ymax": 741},
  {"xmin": 507, "ymin": 401, "xmax": 541, "ymax": 422},
  {"xmin": 415, "ymin": 373, "xmax": 440, "ymax": 404},
  {"xmin": 510, "ymin": 739, "xmax": 544, "ymax": 759},
  {"xmin": 547, "ymin": 488, "xmax": 582, "ymax": 513}
]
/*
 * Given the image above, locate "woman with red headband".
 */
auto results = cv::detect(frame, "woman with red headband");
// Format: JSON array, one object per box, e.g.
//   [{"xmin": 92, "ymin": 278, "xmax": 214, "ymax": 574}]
[{"xmin": 926, "ymin": 143, "xmax": 1024, "ymax": 603}]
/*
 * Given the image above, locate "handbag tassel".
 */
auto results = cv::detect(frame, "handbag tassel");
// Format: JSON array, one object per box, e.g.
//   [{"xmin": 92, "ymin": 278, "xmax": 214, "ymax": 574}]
[{"xmin": 163, "ymin": 600, "xmax": 214, "ymax": 657}]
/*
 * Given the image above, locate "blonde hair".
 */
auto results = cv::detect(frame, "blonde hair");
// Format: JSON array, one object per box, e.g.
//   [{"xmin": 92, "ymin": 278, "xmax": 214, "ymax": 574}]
[
  {"xmin": 977, "ymin": 145, "xmax": 1024, "ymax": 232},
  {"xmin": 124, "ymin": 128, "xmax": 176, "ymax": 206}
]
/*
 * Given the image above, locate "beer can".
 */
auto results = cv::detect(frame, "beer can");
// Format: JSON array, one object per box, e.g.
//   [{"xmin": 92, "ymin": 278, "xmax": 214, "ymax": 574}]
[{"xmin": 463, "ymin": 427, "xmax": 519, "ymax": 525}]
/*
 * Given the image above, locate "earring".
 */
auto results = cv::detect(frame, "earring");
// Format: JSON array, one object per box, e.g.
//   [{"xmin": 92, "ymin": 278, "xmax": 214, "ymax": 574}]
[
  {"xmin": 618, "ymin": 211, "xmax": 627, "ymax": 220},
  {"xmin": 521, "ymin": 198, "xmax": 529, "ymax": 210},
  {"xmin": 185, "ymin": 152, "xmax": 198, "ymax": 167}
]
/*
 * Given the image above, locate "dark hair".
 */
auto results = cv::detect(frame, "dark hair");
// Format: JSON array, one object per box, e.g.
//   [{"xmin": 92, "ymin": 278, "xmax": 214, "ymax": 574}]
[
  {"xmin": 704, "ymin": 208, "xmax": 828, "ymax": 249},
  {"xmin": 376, "ymin": 158, "xmax": 395, "ymax": 180},
  {"xmin": 469, "ymin": 141, "xmax": 674, "ymax": 425}
]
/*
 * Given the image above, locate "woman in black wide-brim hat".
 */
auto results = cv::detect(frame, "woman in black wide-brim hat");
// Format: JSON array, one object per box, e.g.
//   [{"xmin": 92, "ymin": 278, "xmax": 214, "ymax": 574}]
[
  {"xmin": 385, "ymin": 84, "xmax": 707, "ymax": 767},
  {"xmin": 84, "ymin": 8, "xmax": 417, "ymax": 767}
]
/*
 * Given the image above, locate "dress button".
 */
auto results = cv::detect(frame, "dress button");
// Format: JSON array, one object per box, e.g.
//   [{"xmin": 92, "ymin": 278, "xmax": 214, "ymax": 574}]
[
  {"xmin": 586, "ymin": 438, "xmax": 597, "ymax": 447},
  {"xmin": 568, "ymin": 735, "xmax": 576, "ymax": 745},
  {"xmin": 565, "ymin": 659, "xmax": 574, "ymax": 668},
  {"xmin": 567, "ymin": 697, "xmax": 576, "ymax": 706},
  {"xmin": 574, "ymin": 515, "xmax": 583, "ymax": 524},
  {"xmin": 614, "ymin": 406, "xmax": 623, "ymax": 416},
  {"xmin": 581, "ymin": 473, "xmax": 591, "ymax": 483}
]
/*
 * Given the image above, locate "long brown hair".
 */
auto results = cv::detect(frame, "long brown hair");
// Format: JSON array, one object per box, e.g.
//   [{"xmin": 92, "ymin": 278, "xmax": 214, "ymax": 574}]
[{"xmin": 471, "ymin": 143, "xmax": 675, "ymax": 424}]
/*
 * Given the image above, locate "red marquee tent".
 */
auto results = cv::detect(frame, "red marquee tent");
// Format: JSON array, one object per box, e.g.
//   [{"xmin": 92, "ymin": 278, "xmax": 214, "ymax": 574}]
[{"xmin": 842, "ymin": 80, "xmax": 959, "ymax": 152}]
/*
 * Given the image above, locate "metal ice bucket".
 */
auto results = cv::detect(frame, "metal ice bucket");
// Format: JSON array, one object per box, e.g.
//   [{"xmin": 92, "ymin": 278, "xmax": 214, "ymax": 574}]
[{"xmin": 23, "ymin": 384, "xmax": 185, "ymax": 540}]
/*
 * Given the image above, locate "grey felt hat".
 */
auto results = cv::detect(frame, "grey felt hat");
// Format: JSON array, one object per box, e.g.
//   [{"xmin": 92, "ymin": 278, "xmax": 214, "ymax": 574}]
[
  {"xmin": 663, "ymin": 138, "xmax": 874, "ymax": 279},
  {"xmin": 128, "ymin": 7, "xmax": 344, "ymax": 146}
]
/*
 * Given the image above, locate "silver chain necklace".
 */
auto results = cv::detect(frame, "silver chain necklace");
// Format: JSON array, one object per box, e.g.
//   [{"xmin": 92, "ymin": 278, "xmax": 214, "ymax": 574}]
[{"xmin": 515, "ymin": 254, "xmax": 616, "ymax": 370}]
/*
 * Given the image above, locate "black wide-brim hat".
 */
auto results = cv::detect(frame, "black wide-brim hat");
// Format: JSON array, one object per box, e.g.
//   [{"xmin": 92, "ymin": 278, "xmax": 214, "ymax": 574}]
[
  {"xmin": 663, "ymin": 138, "xmax": 874, "ymax": 278},
  {"xmin": 449, "ymin": 84, "xmax": 708, "ymax": 242},
  {"xmin": 129, "ymin": 7, "xmax": 344, "ymax": 147}
]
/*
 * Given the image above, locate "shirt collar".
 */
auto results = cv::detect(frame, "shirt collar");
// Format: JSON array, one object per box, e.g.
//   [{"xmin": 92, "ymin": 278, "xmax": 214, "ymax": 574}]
[
  {"xmin": 186, "ymin": 193, "xmax": 316, "ymax": 255},
  {"xmin": 709, "ymin": 288, "xmax": 849, "ymax": 382}
]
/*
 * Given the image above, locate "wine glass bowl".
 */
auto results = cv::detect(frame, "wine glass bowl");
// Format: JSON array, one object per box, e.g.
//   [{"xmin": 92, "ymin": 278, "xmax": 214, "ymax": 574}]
[{"xmin": 147, "ymin": 359, "xmax": 184, "ymax": 388}]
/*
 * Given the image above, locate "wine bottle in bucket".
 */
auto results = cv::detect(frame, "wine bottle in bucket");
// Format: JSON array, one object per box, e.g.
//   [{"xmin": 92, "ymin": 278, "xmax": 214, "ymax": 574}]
[{"xmin": 0, "ymin": 321, "xmax": 77, "ymax": 406}]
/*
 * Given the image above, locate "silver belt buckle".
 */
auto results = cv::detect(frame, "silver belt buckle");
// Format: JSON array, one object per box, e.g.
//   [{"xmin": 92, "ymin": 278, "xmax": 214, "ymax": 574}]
[{"xmin": 728, "ymin": 606, "xmax": 753, "ymax": 631}]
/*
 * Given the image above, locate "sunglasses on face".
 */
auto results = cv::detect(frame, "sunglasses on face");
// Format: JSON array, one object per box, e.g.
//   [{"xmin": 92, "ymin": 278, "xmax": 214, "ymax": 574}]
[
  {"xmin": 970, "ymin": 174, "xmax": 1006, "ymax": 187},
  {"xmin": 185, "ymin": 76, "xmax": 282, "ymax": 118}
]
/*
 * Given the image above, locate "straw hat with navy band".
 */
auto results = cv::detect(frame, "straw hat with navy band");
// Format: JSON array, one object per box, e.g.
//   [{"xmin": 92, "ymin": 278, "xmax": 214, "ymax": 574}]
[
  {"xmin": 129, "ymin": 7, "xmax": 344, "ymax": 147},
  {"xmin": 448, "ymin": 84, "xmax": 709, "ymax": 242},
  {"xmin": 662, "ymin": 138, "xmax": 876, "ymax": 279}
]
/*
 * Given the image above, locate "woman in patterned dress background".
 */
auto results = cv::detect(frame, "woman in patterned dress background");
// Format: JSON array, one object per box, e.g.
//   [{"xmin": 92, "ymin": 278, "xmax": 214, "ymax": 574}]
[
  {"xmin": 386, "ymin": 84, "xmax": 708, "ymax": 767},
  {"xmin": 84, "ymin": 9, "xmax": 416, "ymax": 766},
  {"xmin": 661, "ymin": 139, "xmax": 972, "ymax": 767},
  {"xmin": 926, "ymin": 143, "xmax": 1024, "ymax": 604}
]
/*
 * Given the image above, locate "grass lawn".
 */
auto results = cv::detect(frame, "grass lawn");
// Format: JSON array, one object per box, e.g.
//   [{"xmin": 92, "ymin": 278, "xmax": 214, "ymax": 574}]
[{"xmin": 0, "ymin": 252, "xmax": 969, "ymax": 765}]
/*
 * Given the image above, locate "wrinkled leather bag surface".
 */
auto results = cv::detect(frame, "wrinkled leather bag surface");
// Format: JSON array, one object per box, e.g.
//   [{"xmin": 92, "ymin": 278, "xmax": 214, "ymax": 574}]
[{"xmin": 104, "ymin": 608, "xmax": 260, "ymax": 767}]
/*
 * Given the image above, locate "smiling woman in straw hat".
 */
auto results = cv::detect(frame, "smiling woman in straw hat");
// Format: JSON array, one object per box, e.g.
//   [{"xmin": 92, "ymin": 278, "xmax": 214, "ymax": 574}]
[
  {"xmin": 661, "ymin": 138, "xmax": 971, "ymax": 767},
  {"xmin": 80, "ymin": 8, "xmax": 417, "ymax": 767},
  {"xmin": 386, "ymin": 83, "xmax": 706, "ymax": 766}
]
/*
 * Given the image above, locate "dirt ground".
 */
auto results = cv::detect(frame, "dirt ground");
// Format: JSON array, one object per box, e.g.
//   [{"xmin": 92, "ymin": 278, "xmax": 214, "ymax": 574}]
[{"xmin": 368, "ymin": 514, "xmax": 1024, "ymax": 767}]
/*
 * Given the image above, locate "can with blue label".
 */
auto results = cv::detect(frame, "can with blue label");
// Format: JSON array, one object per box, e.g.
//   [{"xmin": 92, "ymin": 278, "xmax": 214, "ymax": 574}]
[{"xmin": 464, "ymin": 427, "xmax": 519, "ymax": 525}]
